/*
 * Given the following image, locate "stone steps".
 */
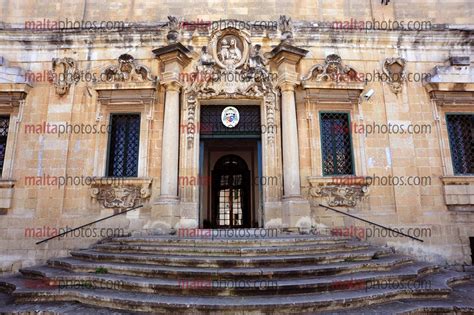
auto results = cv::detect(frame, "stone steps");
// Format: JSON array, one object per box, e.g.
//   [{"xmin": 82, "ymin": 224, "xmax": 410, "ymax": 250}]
[
  {"xmin": 17, "ymin": 262, "xmax": 438, "ymax": 296},
  {"xmin": 0, "ymin": 233, "xmax": 473, "ymax": 313},
  {"xmin": 47, "ymin": 255, "xmax": 414, "ymax": 279},
  {"xmin": 5, "ymin": 270, "xmax": 466, "ymax": 314},
  {"xmin": 69, "ymin": 247, "xmax": 391, "ymax": 268},
  {"xmin": 107, "ymin": 234, "xmax": 352, "ymax": 246},
  {"xmin": 91, "ymin": 241, "xmax": 369, "ymax": 256}
]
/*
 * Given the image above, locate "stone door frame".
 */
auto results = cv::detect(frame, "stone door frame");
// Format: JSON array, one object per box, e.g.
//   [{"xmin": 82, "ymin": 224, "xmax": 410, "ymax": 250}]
[{"xmin": 176, "ymin": 91, "xmax": 284, "ymax": 228}]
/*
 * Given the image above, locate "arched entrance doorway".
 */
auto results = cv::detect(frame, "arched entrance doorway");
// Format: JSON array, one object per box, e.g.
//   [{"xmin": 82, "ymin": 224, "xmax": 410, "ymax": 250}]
[{"xmin": 211, "ymin": 154, "xmax": 251, "ymax": 228}]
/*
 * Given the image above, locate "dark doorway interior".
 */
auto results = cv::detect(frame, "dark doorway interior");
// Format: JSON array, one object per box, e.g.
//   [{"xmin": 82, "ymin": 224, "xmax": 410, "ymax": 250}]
[
  {"xmin": 211, "ymin": 154, "xmax": 251, "ymax": 228},
  {"xmin": 470, "ymin": 237, "xmax": 474, "ymax": 265}
]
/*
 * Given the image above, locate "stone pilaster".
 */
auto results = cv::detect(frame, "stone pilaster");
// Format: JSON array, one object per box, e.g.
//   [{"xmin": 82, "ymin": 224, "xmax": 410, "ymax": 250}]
[
  {"xmin": 152, "ymin": 43, "xmax": 191, "ymax": 229},
  {"xmin": 268, "ymin": 43, "xmax": 312, "ymax": 230}
]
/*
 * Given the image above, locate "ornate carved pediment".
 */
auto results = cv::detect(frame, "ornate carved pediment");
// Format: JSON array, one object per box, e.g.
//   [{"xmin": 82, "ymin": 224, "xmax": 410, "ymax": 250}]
[
  {"xmin": 183, "ymin": 27, "xmax": 279, "ymax": 147},
  {"xmin": 101, "ymin": 54, "xmax": 156, "ymax": 83},
  {"xmin": 302, "ymin": 54, "xmax": 359, "ymax": 83},
  {"xmin": 52, "ymin": 57, "xmax": 77, "ymax": 96},
  {"xmin": 383, "ymin": 57, "xmax": 407, "ymax": 94},
  {"xmin": 185, "ymin": 27, "xmax": 275, "ymax": 98},
  {"xmin": 90, "ymin": 178, "xmax": 152, "ymax": 210}
]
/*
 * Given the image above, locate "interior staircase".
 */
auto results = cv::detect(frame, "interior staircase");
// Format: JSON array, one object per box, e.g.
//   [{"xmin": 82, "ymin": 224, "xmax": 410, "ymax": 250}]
[{"xmin": 0, "ymin": 229, "xmax": 473, "ymax": 314}]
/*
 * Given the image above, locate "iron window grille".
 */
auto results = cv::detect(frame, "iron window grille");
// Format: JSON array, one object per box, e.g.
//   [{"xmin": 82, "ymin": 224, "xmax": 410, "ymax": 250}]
[
  {"xmin": 446, "ymin": 114, "xmax": 474, "ymax": 175},
  {"xmin": 0, "ymin": 116, "xmax": 9, "ymax": 176},
  {"xmin": 320, "ymin": 112, "xmax": 354, "ymax": 176},
  {"xmin": 106, "ymin": 114, "xmax": 140, "ymax": 177}
]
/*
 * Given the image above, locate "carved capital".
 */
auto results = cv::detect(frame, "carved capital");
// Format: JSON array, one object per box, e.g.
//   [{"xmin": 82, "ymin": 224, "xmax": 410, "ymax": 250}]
[
  {"xmin": 161, "ymin": 73, "xmax": 183, "ymax": 91},
  {"xmin": 277, "ymin": 72, "xmax": 299, "ymax": 91}
]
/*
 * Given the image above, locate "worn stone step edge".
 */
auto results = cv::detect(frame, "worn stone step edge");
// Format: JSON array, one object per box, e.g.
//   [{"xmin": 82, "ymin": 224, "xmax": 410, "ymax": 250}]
[
  {"xmin": 10, "ymin": 285, "xmax": 452, "ymax": 313},
  {"xmin": 15, "ymin": 262, "xmax": 438, "ymax": 296},
  {"xmin": 91, "ymin": 242, "xmax": 369, "ymax": 256},
  {"xmin": 69, "ymin": 247, "xmax": 392, "ymax": 267},
  {"xmin": 47, "ymin": 255, "xmax": 414, "ymax": 279},
  {"xmin": 107, "ymin": 235, "xmax": 353, "ymax": 246}
]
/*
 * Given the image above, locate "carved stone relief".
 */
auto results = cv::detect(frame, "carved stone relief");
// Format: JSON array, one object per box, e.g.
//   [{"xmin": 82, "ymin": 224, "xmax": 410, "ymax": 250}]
[
  {"xmin": 183, "ymin": 27, "xmax": 278, "ymax": 147},
  {"xmin": 383, "ymin": 57, "xmax": 407, "ymax": 94},
  {"xmin": 278, "ymin": 15, "xmax": 293, "ymax": 42},
  {"xmin": 52, "ymin": 57, "xmax": 77, "ymax": 96},
  {"xmin": 101, "ymin": 54, "xmax": 155, "ymax": 83},
  {"xmin": 301, "ymin": 54, "xmax": 358, "ymax": 83},
  {"xmin": 186, "ymin": 94, "xmax": 197, "ymax": 148},
  {"xmin": 167, "ymin": 16, "xmax": 180, "ymax": 43},
  {"xmin": 309, "ymin": 183, "xmax": 369, "ymax": 207},
  {"xmin": 91, "ymin": 183, "xmax": 151, "ymax": 210}
]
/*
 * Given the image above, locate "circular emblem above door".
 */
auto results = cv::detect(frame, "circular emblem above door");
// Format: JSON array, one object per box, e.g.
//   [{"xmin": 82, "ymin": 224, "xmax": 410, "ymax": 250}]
[{"xmin": 221, "ymin": 106, "xmax": 240, "ymax": 128}]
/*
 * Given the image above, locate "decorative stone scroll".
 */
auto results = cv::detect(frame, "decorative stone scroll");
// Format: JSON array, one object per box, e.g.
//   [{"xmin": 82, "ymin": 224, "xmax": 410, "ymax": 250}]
[
  {"xmin": 90, "ymin": 179, "xmax": 152, "ymax": 210},
  {"xmin": 309, "ymin": 184, "xmax": 368, "ymax": 207},
  {"xmin": 307, "ymin": 177, "xmax": 369, "ymax": 207},
  {"xmin": 301, "ymin": 54, "xmax": 358, "ymax": 83},
  {"xmin": 383, "ymin": 57, "xmax": 407, "ymax": 94},
  {"xmin": 52, "ymin": 57, "xmax": 77, "ymax": 96},
  {"xmin": 101, "ymin": 54, "xmax": 155, "ymax": 83}
]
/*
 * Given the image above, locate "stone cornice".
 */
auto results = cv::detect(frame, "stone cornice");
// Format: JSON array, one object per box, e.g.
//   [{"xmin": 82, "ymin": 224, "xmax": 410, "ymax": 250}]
[
  {"xmin": 0, "ymin": 83, "xmax": 31, "ymax": 107},
  {"xmin": 301, "ymin": 81, "xmax": 365, "ymax": 90},
  {"xmin": 426, "ymin": 90, "xmax": 474, "ymax": 106},
  {"xmin": 0, "ymin": 23, "xmax": 470, "ymax": 50},
  {"xmin": 96, "ymin": 84, "xmax": 157, "ymax": 106},
  {"xmin": 441, "ymin": 176, "xmax": 474, "ymax": 185},
  {"xmin": 303, "ymin": 88, "xmax": 362, "ymax": 105},
  {"xmin": 268, "ymin": 42, "xmax": 308, "ymax": 67},
  {"xmin": 152, "ymin": 42, "xmax": 192, "ymax": 68}
]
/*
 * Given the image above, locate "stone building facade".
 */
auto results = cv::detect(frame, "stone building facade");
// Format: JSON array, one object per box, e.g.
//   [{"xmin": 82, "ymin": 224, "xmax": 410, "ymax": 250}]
[{"xmin": 0, "ymin": 0, "xmax": 473, "ymax": 273}]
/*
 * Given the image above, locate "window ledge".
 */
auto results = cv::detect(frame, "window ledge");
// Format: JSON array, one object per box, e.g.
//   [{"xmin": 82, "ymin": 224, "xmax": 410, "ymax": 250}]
[
  {"xmin": 440, "ymin": 175, "xmax": 474, "ymax": 185},
  {"xmin": 0, "ymin": 179, "xmax": 15, "ymax": 210},
  {"xmin": 440, "ymin": 176, "xmax": 474, "ymax": 208},
  {"xmin": 308, "ymin": 175, "xmax": 371, "ymax": 186}
]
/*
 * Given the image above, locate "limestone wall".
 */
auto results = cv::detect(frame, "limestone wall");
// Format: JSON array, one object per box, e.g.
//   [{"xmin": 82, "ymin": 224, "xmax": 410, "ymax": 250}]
[{"xmin": 0, "ymin": 0, "xmax": 473, "ymax": 272}]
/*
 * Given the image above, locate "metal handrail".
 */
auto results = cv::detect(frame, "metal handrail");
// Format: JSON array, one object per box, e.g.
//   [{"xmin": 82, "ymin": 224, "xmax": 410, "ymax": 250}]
[
  {"xmin": 319, "ymin": 203, "xmax": 423, "ymax": 242},
  {"xmin": 36, "ymin": 204, "xmax": 143, "ymax": 245}
]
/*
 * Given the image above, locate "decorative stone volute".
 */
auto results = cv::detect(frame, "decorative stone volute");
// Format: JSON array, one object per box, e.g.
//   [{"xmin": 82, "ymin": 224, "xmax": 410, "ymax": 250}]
[{"xmin": 101, "ymin": 54, "xmax": 156, "ymax": 83}]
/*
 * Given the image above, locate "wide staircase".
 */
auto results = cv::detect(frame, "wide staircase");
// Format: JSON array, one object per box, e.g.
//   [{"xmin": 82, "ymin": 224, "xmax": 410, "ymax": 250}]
[{"xmin": 0, "ymin": 229, "xmax": 473, "ymax": 314}]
